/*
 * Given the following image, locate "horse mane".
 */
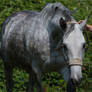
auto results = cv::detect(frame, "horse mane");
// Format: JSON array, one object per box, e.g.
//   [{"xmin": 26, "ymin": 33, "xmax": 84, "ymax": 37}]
[
  {"xmin": 40, "ymin": 3, "xmax": 76, "ymax": 41},
  {"xmin": 40, "ymin": 3, "xmax": 72, "ymax": 21}
]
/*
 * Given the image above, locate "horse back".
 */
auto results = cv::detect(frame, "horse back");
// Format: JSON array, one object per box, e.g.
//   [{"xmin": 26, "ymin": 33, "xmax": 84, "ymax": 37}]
[
  {"xmin": 2, "ymin": 10, "xmax": 39, "ymax": 35},
  {"xmin": 1, "ymin": 10, "xmax": 39, "ymax": 65}
]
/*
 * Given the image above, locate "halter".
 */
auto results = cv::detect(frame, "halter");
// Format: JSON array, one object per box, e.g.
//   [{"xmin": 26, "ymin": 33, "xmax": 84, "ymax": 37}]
[
  {"xmin": 67, "ymin": 21, "xmax": 83, "ymax": 66},
  {"xmin": 55, "ymin": 21, "xmax": 78, "ymax": 49},
  {"xmin": 55, "ymin": 21, "xmax": 83, "ymax": 66},
  {"xmin": 67, "ymin": 21, "xmax": 78, "ymax": 24}
]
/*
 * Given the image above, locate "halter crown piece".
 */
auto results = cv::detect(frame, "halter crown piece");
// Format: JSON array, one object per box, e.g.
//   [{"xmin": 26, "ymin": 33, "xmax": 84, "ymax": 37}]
[{"xmin": 67, "ymin": 21, "xmax": 77, "ymax": 24}]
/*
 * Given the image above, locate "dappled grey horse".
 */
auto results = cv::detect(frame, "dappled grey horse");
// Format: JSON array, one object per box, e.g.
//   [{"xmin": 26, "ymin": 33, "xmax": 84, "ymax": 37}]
[{"xmin": 1, "ymin": 3, "xmax": 87, "ymax": 92}]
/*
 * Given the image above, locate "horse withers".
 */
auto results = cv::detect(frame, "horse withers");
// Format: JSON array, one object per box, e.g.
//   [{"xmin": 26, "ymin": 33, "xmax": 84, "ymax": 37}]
[{"xmin": 1, "ymin": 3, "xmax": 87, "ymax": 92}]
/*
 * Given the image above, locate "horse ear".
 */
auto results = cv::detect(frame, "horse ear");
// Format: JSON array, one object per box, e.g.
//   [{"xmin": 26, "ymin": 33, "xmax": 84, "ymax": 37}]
[
  {"xmin": 52, "ymin": 5, "xmax": 59, "ymax": 12},
  {"xmin": 79, "ymin": 18, "xmax": 88, "ymax": 31},
  {"xmin": 60, "ymin": 17, "xmax": 67, "ymax": 30},
  {"xmin": 55, "ymin": 6, "xmax": 59, "ymax": 11},
  {"xmin": 79, "ymin": 10, "xmax": 92, "ymax": 31}
]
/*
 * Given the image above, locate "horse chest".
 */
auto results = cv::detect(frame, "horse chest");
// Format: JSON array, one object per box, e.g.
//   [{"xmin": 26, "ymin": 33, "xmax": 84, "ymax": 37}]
[
  {"xmin": 31, "ymin": 29, "xmax": 64, "ymax": 62},
  {"xmin": 35, "ymin": 41, "xmax": 65, "ymax": 72},
  {"xmin": 42, "ymin": 56, "xmax": 66, "ymax": 72}
]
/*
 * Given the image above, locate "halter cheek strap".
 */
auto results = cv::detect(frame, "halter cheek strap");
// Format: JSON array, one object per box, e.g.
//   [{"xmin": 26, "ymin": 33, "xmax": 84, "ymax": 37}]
[{"xmin": 69, "ymin": 58, "xmax": 83, "ymax": 66}]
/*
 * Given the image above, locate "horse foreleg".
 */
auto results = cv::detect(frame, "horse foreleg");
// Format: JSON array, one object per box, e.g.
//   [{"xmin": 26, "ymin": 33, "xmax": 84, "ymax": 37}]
[
  {"xmin": 67, "ymin": 81, "xmax": 76, "ymax": 92},
  {"xmin": 26, "ymin": 72, "xmax": 35, "ymax": 92},
  {"xmin": 36, "ymin": 74, "xmax": 43, "ymax": 92},
  {"xmin": 31, "ymin": 62, "xmax": 43, "ymax": 92},
  {"xmin": 4, "ymin": 63, "xmax": 13, "ymax": 92}
]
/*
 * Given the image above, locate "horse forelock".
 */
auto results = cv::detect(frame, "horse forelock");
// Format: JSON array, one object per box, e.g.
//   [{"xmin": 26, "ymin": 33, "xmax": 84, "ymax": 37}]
[{"xmin": 63, "ymin": 23, "xmax": 75, "ymax": 39}]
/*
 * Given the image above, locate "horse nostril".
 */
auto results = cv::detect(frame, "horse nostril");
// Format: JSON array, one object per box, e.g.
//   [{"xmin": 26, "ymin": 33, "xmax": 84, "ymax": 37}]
[
  {"xmin": 81, "ymin": 77, "xmax": 83, "ymax": 81},
  {"xmin": 79, "ymin": 77, "xmax": 82, "ymax": 84},
  {"xmin": 71, "ymin": 78, "xmax": 82, "ymax": 86},
  {"xmin": 71, "ymin": 78, "xmax": 75, "ymax": 85}
]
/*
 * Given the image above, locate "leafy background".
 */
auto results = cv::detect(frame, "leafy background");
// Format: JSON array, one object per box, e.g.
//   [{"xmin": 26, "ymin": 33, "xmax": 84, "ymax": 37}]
[{"xmin": 0, "ymin": 0, "xmax": 92, "ymax": 92}]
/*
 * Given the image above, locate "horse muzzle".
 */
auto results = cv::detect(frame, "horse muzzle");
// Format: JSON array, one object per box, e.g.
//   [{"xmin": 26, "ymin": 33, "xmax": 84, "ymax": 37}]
[{"xmin": 69, "ymin": 58, "xmax": 83, "ymax": 86}]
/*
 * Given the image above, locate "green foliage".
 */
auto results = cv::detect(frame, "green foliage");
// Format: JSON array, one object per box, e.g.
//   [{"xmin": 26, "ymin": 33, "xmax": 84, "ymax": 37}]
[{"xmin": 0, "ymin": 0, "xmax": 92, "ymax": 92}]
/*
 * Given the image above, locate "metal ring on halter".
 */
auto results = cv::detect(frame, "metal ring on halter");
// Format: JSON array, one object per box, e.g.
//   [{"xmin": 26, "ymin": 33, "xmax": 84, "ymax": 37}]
[{"xmin": 69, "ymin": 58, "xmax": 83, "ymax": 66}]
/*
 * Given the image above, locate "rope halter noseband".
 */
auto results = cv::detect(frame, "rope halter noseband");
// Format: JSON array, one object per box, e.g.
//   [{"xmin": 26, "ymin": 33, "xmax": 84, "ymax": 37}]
[{"xmin": 69, "ymin": 58, "xmax": 83, "ymax": 66}]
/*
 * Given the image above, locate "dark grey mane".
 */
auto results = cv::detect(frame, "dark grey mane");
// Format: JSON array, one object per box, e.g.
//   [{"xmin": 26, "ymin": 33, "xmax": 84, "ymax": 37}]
[
  {"xmin": 41, "ymin": 3, "xmax": 76, "ymax": 41},
  {"xmin": 41, "ymin": 3, "xmax": 73, "ymax": 21},
  {"xmin": 53, "ymin": 3, "xmax": 73, "ymax": 21},
  {"xmin": 63, "ymin": 10, "xmax": 72, "ymax": 22}
]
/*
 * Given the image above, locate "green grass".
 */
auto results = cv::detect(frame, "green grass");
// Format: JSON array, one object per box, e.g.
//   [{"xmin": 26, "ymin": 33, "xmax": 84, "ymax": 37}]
[{"xmin": 0, "ymin": 59, "xmax": 92, "ymax": 92}]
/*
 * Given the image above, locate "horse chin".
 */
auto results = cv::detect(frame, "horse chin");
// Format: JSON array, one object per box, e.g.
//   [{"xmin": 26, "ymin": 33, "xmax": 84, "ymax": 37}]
[{"xmin": 70, "ymin": 66, "xmax": 82, "ymax": 86}]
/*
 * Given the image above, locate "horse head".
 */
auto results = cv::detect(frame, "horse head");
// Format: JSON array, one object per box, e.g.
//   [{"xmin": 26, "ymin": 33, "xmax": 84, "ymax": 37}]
[
  {"xmin": 62, "ymin": 19, "xmax": 87, "ymax": 86},
  {"xmin": 42, "ymin": 3, "xmax": 88, "ymax": 86}
]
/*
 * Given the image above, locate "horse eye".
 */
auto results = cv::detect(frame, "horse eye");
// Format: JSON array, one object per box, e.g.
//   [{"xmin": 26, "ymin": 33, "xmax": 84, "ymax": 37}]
[
  {"xmin": 83, "ymin": 43, "xmax": 86, "ymax": 49},
  {"xmin": 62, "ymin": 44, "xmax": 67, "ymax": 50},
  {"xmin": 60, "ymin": 17, "xmax": 67, "ymax": 30}
]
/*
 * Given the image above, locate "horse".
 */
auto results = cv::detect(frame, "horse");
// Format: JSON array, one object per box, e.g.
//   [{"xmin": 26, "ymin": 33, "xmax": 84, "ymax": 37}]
[{"xmin": 1, "ymin": 2, "xmax": 87, "ymax": 92}]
